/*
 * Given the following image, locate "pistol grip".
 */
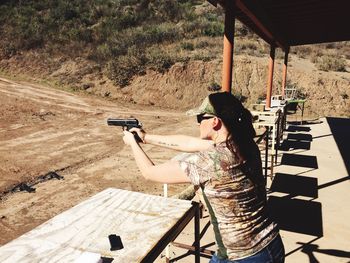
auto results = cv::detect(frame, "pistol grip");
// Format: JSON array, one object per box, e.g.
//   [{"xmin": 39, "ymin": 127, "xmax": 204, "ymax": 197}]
[{"xmin": 131, "ymin": 131, "xmax": 142, "ymax": 143}]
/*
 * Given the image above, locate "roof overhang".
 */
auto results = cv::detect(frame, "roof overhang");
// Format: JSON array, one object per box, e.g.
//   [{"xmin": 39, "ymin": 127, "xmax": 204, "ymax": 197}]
[{"xmin": 210, "ymin": 0, "xmax": 350, "ymax": 49}]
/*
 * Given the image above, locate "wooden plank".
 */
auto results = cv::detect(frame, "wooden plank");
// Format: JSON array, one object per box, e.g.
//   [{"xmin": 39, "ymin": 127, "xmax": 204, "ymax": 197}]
[
  {"xmin": 0, "ymin": 188, "xmax": 193, "ymax": 262},
  {"xmin": 0, "ymin": 237, "xmax": 85, "ymax": 263}
]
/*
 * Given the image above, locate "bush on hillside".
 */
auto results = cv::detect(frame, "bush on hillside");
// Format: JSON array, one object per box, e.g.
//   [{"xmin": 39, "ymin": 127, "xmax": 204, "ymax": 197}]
[
  {"xmin": 146, "ymin": 48, "xmax": 175, "ymax": 73},
  {"xmin": 181, "ymin": 42, "xmax": 195, "ymax": 51},
  {"xmin": 235, "ymin": 39, "xmax": 266, "ymax": 57},
  {"xmin": 107, "ymin": 46, "xmax": 147, "ymax": 87},
  {"xmin": 207, "ymin": 81, "xmax": 221, "ymax": 91},
  {"xmin": 106, "ymin": 45, "xmax": 176, "ymax": 87},
  {"xmin": 292, "ymin": 46, "xmax": 312, "ymax": 59},
  {"xmin": 0, "ymin": 0, "xmax": 226, "ymax": 86},
  {"xmin": 315, "ymin": 55, "xmax": 347, "ymax": 72}
]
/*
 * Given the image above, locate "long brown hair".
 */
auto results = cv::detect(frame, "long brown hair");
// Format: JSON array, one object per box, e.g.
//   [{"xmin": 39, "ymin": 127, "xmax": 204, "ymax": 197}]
[{"xmin": 209, "ymin": 92, "xmax": 265, "ymax": 187}]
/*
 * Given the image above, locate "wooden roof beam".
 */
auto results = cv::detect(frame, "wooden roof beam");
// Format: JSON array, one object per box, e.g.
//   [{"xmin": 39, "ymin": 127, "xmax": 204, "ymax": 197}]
[{"xmin": 234, "ymin": 0, "xmax": 287, "ymax": 51}]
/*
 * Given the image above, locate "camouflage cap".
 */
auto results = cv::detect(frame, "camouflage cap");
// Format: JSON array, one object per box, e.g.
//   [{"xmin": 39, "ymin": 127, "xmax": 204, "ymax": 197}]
[{"xmin": 186, "ymin": 96, "xmax": 217, "ymax": 116}]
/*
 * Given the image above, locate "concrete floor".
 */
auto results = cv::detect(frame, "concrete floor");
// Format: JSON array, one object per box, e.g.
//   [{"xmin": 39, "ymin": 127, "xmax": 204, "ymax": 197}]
[{"xmin": 159, "ymin": 117, "xmax": 350, "ymax": 263}]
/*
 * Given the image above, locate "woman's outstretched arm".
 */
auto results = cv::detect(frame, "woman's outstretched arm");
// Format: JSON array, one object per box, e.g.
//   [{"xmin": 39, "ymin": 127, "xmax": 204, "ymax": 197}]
[
  {"xmin": 123, "ymin": 130, "xmax": 191, "ymax": 183},
  {"xmin": 130, "ymin": 128, "xmax": 213, "ymax": 152}
]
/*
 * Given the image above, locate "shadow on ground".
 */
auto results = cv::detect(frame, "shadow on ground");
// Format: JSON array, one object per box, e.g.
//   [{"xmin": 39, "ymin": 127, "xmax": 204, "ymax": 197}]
[
  {"xmin": 270, "ymin": 173, "xmax": 318, "ymax": 198},
  {"xmin": 286, "ymin": 125, "xmax": 311, "ymax": 133},
  {"xmin": 269, "ymin": 123, "xmax": 322, "ymax": 237},
  {"xmin": 281, "ymin": 153, "xmax": 318, "ymax": 169},
  {"xmin": 279, "ymin": 140, "xmax": 311, "ymax": 151},
  {"xmin": 270, "ymin": 119, "xmax": 350, "ymax": 262},
  {"xmin": 296, "ymin": 241, "xmax": 350, "ymax": 263},
  {"xmin": 326, "ymin": 117, "xmax": 350, "ymax": 177},
  {"xmin": 268, "ymin": 196, "xmax": 323, "ymax": 237}
]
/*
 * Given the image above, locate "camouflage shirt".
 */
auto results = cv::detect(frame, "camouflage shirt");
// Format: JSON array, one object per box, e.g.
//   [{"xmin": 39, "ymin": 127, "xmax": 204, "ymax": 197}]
[{"xmin": 173, "ymin": 142, "xmax": 278, "ymax": 260}]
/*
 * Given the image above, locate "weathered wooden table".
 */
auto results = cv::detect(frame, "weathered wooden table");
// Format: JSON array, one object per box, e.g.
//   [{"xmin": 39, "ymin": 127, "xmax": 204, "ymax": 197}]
[
  {"xmin": 0, "ymin": 188, "xmax": 200, "ymax": 263},
  {"xmin": 252, "ymin": 109, "xmax": 282, "ymax": 182}
]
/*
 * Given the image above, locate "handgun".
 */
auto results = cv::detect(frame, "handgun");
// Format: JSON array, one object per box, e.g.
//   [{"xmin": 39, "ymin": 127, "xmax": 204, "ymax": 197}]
[{"xmin": 107, "ymin": 118, "xmax": 143, "ymax": 142}]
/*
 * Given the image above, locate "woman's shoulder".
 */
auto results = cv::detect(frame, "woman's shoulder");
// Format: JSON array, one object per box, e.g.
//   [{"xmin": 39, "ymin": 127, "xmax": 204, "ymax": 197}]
[{"xmin": 172, "ymin": 148, "xmax": 217, "ymax": 167}]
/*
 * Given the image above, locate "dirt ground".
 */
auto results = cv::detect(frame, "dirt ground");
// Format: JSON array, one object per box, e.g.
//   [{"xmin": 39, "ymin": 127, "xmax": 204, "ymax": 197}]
[{"xmin": 0, "ymin": 77, "xmax": 196, "ymax": 245}]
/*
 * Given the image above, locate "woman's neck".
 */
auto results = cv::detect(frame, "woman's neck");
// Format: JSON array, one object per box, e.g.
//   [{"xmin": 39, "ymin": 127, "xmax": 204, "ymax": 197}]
[{"xmin": 212, "ymin": 131, "xmax": 229, "ymax": 145}]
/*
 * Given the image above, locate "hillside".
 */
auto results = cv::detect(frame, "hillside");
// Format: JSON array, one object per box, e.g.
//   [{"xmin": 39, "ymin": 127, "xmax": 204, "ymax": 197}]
[{"xmin": 0, "ymin": 0, "xmax": 349, "ymax": 117}]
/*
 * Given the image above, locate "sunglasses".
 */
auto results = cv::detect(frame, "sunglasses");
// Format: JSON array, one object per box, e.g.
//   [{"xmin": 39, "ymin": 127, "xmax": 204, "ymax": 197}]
[{"xmin": 197, "ymin": 114, "xmax": 215, "ymax": 123}]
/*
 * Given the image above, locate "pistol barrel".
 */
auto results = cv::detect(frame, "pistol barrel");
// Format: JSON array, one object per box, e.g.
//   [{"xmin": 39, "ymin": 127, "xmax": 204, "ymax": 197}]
[{"xmin": 107, "ymin": 118, "xmax": 142, "ymax": 129}]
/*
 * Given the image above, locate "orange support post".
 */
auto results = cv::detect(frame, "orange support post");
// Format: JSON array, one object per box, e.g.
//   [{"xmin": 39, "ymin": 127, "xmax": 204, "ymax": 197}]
[
  {"xmin": 281, "ymin": 47, "xmax": 289, "ymax": 98},
  {"xmin": 221, "ymin": 2, "xmax": 235, "ymax": 93},
  {"xmin": 266, "ymin": 45, "xmax": 275, "ymax": 109}
]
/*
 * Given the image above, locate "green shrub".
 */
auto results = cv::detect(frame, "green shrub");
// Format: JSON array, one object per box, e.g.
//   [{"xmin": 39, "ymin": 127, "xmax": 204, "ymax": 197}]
[
  {"xmin": 182, "ymin": 20, "xmax": 203, "ymax": 36},
  {"xmin": 195, "ymin": 40, "xmax": 209, "ymax": 49},
  {"xmin": 181, "ymin": 42, "xmax": 194, "ymax": 51},
  {"xmin": 155, "ymin": 0, "xmax": 183, "ymax": 22},
  {"xmin": 1, "ymin": 43, "xmax": 17, "ymax": 59},
  {"xmin": 105, "ymin": 37, "xmax": 128, "ymax": 57},
  {"xmin": 292, "ymin": 46, "xmax": 312, "ymax": 58},
  {"xmin": 202, "ymin": 21, "xmax": 224, "ymax": 37},
  {"xmin": 107, "ymin": 46, "xmax": 147, "ymax": 87},
  {"xmin": 239, "ymin": 40, "xmax": 258, "ymax": 50},
  {"xmin": 89, "ymin": 43, "xmax": 111, "ymax": 62},
  {"xmin": 315, "ymin": 55, "xmax": 347, "ymax": 72},
  {"xmin": 235, "ymin": 39, "xmax": 266, "ymax": 57},
  {"xmin": 207, "ymin": 81, "xmax": 221, "ymax": 91},
  {"xmin": 310, "ymin": 50, "xmax": 323, "ymax": 63},
  {"xmin": 235, "ymin": 23, "xmax": 249, "ymax": 37},
  {"xmin": 193, "ymin": 53, "xmax": 213, "ymax": 62},
  {"xmin": 0, "ymin": 0, "xmax": 231, "ymax": 86},
  {"xmin": 146, "ymin": 48, "xmax": 174, "ymax": 73}
]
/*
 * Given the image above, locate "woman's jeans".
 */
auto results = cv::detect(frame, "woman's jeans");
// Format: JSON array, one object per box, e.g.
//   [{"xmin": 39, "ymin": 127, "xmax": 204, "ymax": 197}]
[{"xmin": 209, "ymin": 234, "xmax": 285, "ymax": 263}]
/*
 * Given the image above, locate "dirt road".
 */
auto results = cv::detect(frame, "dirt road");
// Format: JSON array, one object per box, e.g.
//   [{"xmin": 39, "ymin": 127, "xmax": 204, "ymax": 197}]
[{"xmin": 0, "ymin": 77, "xmax": 195, "ymax": 245}]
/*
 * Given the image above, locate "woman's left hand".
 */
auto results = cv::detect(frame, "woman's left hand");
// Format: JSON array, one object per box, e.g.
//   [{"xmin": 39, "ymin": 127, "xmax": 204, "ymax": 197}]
[{"xmin": 123, "ymin": 130, "xmax": 137, "ymax": 145}]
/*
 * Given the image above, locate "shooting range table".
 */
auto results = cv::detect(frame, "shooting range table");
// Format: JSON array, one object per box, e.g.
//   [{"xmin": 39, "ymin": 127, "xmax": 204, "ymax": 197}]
[
  {"xmin": 286, "ymin": 99, "xmax": 306, "ymax": 124},
  {"xmin": 252, "ymin": 110, "xmax": 282, "ymax": 181},
  {"xmin": 0, "ymin": 188, "xmax": 200, "ymax": 263}
]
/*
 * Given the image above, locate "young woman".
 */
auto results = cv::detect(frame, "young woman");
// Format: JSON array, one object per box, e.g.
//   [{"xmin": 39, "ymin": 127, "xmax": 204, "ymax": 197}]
[{"xmin": 122, "ymin": 92, "xmax": 285, "ymax": 263}]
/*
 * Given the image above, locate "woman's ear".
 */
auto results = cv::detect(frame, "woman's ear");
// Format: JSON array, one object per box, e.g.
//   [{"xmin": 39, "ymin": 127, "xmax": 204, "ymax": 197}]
[{"xmin": 212, "ymin": 117, "xmax": 222, "ymax": 131}]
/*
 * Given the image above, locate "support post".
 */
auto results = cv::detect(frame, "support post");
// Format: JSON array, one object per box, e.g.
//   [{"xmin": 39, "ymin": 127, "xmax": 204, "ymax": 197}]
[
  {"xmin": 281, "ymin": 47, "xmax": 289, "ymax": 98},
  {"xmin": 266, "ymin": 45, "xmax": 275, "ymax": 108},
  {"xmin": 221, "ymin": 2, "xmax": 235, "ymax": 93}
]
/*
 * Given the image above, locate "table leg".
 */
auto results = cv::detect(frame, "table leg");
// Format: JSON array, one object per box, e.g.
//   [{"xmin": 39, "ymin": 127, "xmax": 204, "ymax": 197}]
[
  {"xmin": 270, "ymin": 155, "xmax": 274, "ymax": 181},
  {"xmin": 301, "ymin": 102, "xmax": 305, "ymax": 124},
  {"xmin": 272, "ymin": 123, "xmax": 276, "ymax": 168},
  {"xmin": 264, "ymin": 127, "xmax": 269, "ymax": 185},
  {"xmin": 275, "ymin": 116, "xmax": 280, "ymax": 164},
  {"xmin": 194, "ymin": 203, "xmax": 200, "ymax": 263},
  {"xmin": 164, "ymin": 184, "xmax": 170, "ymax": 262}
]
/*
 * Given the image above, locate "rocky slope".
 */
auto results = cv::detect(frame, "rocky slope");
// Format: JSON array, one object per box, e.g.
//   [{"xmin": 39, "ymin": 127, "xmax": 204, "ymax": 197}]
[{"xmin": 1, "ymin": 52, "xmax": 349, "ymax": 118}]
